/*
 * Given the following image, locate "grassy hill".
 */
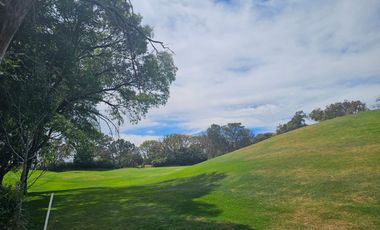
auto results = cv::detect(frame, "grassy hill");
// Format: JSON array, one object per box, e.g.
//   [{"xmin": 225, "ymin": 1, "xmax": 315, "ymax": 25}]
[{"xmin": 7, "ymin": 110, "xmax": 380, "ymax": 229}]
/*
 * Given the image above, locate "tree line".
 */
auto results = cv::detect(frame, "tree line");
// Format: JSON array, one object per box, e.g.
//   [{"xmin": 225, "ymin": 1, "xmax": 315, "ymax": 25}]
[
  {"xmin": 139, "ymin": 100, "xmax": 370, "ymax": 167},
  {"xmin": 47, "ymin": 122, "xmax": 273, "ymax": 169},
  {"xmin": 139, "ymin": 123, "xmax": 274, "ymax": 167},
  {"xmin": 58, "ymin": 99, "xmax": 371, "ymax": 170},
  {"xmin": 276, "ymin": 100, "xmax": 369, "ymax": 134}
]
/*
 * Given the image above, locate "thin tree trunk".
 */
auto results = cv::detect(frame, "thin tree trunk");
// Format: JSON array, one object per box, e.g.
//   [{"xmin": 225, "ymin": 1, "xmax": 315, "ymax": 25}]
[
  {"xmin": 19, "ymin": 160, "xmax": 30, "ymax": 194},
  {"xmin": 0, "ymin": 0, "xmax": 34, "ymax": 62},
  {"xmin": 0, "ymin": 171, "xmax": 4, "ymax": 187}
]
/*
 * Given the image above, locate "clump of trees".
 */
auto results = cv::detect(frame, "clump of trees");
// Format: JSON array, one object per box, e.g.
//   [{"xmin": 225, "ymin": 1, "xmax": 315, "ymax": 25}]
[
  {"xmin": 276, "ymin": 100, "xmax": 369, "ymax": 135},
  {"xmin": 140, "ymin": 134, "xmax": 207, "ymax": 167},
  {"xmin": 309, "ymin": 100, "xmax": 368, "ymax": 122},
  {"xmin": 206, "ymin": 123, "xmax": 254, "ymax": 158},
  {"xmin": 47, "ymin": 122, "xmax": 275, "ymax": 168}
]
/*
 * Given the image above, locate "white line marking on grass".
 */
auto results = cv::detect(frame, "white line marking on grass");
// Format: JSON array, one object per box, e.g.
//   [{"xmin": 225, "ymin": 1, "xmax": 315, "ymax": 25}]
[{"xmin": 43, "ymin": 193, "xmax": 54, "ymax": 230}]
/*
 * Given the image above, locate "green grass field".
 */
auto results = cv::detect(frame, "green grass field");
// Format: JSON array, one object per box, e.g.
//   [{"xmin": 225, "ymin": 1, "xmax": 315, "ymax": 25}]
[{"xmin": 6, "ymin": 110, "xmax": 380, "ymax": 229}]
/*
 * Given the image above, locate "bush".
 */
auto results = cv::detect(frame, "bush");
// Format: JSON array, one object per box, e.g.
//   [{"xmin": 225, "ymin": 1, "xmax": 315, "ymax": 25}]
[
  {"xmin": 0, "ymin": 186, "xmax": 27, "ymax": 230},
  {"xmin": 46, "ymin": 161, "xmax": 116, "ymax": 171}
]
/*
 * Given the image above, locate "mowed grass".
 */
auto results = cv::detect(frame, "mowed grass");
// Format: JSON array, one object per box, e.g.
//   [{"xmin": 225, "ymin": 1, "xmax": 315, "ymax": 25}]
[{"xmin": 6, "ymin": 110, "xmax": 380, "ymax": 229}]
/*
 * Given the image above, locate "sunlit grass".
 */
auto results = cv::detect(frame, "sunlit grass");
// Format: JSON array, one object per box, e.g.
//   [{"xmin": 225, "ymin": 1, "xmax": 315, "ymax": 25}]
[{"xmin": 6, "ymin": 110, "xmax": 380, "ymax": 229}]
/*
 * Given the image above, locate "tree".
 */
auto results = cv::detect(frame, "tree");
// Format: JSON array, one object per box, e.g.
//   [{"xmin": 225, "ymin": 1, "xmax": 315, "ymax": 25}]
[
  {"xmin": 160, "ymin": 134, "xmax": 207, "ymax": 166},
  {"xmin": 139, "ymin": 140, "xmax": 162, "ymax": 165},
  {"xmin": 0, "ymin": 0, "xmax": 176, "ymax": 192},
  {"xmin": 223, "ymin": 123, "xmax": 253, "ymax": 152},
  {"xmin": 206, "ymin": 123, "xmax": 253, "ymax": 158},
  {"xmin": 108, "ymin": 139, "xmax": 139, "ymax": 168},
  {"xmin": 139, "ymin": 135, "xmax": 208, "ymax": 167},
  {"xmin": 252, "ymin": 132, "xmax": 274, "ymax": 144},
  {"xmin": 309, "ymin": 108, "xmax": 324, "ymax": 122},
  {"xmin": 277, "ymin": 111, "xmax": 307, "ymax": 134},
  {"xmin": 0, "ymin": 0, "xmax": 35, "ymax": 62}
]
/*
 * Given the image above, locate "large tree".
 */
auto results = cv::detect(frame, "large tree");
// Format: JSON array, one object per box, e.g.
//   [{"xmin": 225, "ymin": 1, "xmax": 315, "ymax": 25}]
[{"xmin": 0, "ymin": 0, "xmax": 176, "ymax": 193}]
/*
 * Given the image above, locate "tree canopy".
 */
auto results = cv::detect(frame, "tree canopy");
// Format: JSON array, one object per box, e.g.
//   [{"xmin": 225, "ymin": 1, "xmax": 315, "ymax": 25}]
[
  {"xmin": 0, "ymin": 0, "xmax": 176, "ymax": 193},
  {"xmin": 276, "ymin": 111, "xmax": 307, "ymax": 134}
]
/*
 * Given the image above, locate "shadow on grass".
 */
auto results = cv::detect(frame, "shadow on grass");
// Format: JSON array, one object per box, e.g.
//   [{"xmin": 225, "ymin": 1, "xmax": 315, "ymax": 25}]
[{"xmin": 27, "ymin": 173, "xmax": 253, "ymax": 230}]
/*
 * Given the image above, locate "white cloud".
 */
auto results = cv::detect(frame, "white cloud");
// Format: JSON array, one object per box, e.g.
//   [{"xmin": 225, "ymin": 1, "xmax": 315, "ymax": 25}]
[
  {"xmin": 118, "ymin": 134, "xmax": 161, "ymax": 146},
  {"xmin": 119, "ymin": 0, "xmax": 380, "ymax": 144}
]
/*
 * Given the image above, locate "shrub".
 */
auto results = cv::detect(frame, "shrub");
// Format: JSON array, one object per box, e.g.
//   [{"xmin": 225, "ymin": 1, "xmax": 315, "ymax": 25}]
[{"xmin": 0, "ymin": 186, "xmax": 27, "ymax": 230}]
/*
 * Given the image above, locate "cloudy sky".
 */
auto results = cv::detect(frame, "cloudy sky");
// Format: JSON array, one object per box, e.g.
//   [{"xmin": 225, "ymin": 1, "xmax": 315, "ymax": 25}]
[{"xmin": 117, "ymin": 0, "xmax": 380, "ymax": 145}]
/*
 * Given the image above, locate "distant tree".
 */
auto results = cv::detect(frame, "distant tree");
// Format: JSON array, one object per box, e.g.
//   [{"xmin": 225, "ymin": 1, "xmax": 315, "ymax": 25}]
[
  {"xmin": 206, "ymin": 123, "xmax": 253, "ymax": 158},
  {"xmin": 95, "ymin": 135, "xmax": 114, "ymax": 164},
  {"xmin": 252, "ymin": 132, "xmax": 274, "ymax": 144},
  {"xmin": 223, "ymin": 123, "xmax": 253, "ymax": 151},
  {"xmin": 206, "ymin": 124, "xmax": 229, "ymax": 158},
  {"xmin": 109, "ymin": 139, "xmax": 139, "ymax": 168},
  {"xmin": 309, "ymin": 100, "xmax": 368, "ymax": 122},
  {"xmin": 139, "ymin": 140, "xmax": 163, "ymax": 165},
  {"xmin": 140, "ymin": 134, "xmax": 207, "ymax": 167},
  {"xmin": 277, "ymin": 111, "xmax": 307, "ymax": 134},
  {"xmin": 309, "ymin": 108, "xmax": 324, "ymax": 122},
  {"xmin": 73, "ymin": 143, "xmax": 96, "ymax": 168},
  {"xmin": 190, "ymin": 135, "xmax": 209, "ymax": 158},
  {"xmin": 160, "ymin": 134, "xmax": 207, "ymax": 166},
  {"xmin": 375, "ymin": 96, "xmax": 380, "ymax": 109}
]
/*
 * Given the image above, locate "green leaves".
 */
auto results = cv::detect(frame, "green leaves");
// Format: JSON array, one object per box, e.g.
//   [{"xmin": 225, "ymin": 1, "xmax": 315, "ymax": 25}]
[{"xmin": 0, "ymin": 0, "xmax": 176, "ymax": 190}]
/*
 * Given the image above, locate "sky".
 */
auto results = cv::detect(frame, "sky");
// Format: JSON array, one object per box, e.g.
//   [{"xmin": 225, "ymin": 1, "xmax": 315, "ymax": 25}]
[{"xmin": 113, "ymin": 0, "xmax": 380, "ymax": 145}]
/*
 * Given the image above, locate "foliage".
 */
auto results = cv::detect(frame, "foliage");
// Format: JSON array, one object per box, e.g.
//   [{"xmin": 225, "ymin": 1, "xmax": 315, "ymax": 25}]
[
  {"xmin": 309, "ymin": 100, "xmax": 368, "ymax": 122},
  {"xmin": 0, "ymin": 0, "xmax": 176, "ymax": 191},
  {"xmin": 0, "ymin": 186, "xmax": 26, "ymax": 230},
  {"xmin": 0, "ymin": 0, "xmax": 34, "ymax": 61},
  {"xmin": 252, "ymin": 132, "xmax": 274, "ymax": 144},
  {"xmin": 206, "ymin": 123, "xmax": 253, "ymax": 158},
  {"xmin": 141, "ymin": 134, "xmax": 207, "ymax": 167},
  {"xmin": 107, "ymin": 139, "xmax": 142, "ymax": 168},
  {"xmin": 140, "ymin": 123, "xmax": 260, "ymax": 166},
  {"xmin": 139, "ymin": 140, "xmax": 163, "ymax": 165},
  {"xmin": 276, "ymin": 111, "xmax": 307, "ymax": 134},
  {"xmin": 46, "ymin": 136, "xmax": 143, "ymax": 170}
]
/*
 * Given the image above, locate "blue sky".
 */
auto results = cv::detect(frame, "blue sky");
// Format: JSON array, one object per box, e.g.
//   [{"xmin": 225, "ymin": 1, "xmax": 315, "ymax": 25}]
[{"xmin": 105, "ymin": 0, "xmax": 380, "ymax": 145}]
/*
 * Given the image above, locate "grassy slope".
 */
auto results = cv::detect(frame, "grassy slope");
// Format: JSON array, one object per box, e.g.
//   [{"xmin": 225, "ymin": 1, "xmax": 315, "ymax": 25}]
[{"xmin": 8, "ymin": 110, "xmax": 380, "ymax": 229}]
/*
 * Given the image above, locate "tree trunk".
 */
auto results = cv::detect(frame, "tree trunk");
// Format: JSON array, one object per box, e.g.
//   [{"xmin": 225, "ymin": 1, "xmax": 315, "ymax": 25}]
[
  {"xmin": 19, "ymin": 160, "xmax": 30, "ymax": 194},
  {"xmin": 0, "ymin": 171, "xmax": 4, "ymax": 187},
  {"xmin": 0, "ymin": 0, "xmax": 34, "ymax": 62}
]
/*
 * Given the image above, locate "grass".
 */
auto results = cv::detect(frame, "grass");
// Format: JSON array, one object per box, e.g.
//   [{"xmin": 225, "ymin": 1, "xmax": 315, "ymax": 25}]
[{"xmin": 5, "ymin": 110, "xmax": 380, "ymax": 229}]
